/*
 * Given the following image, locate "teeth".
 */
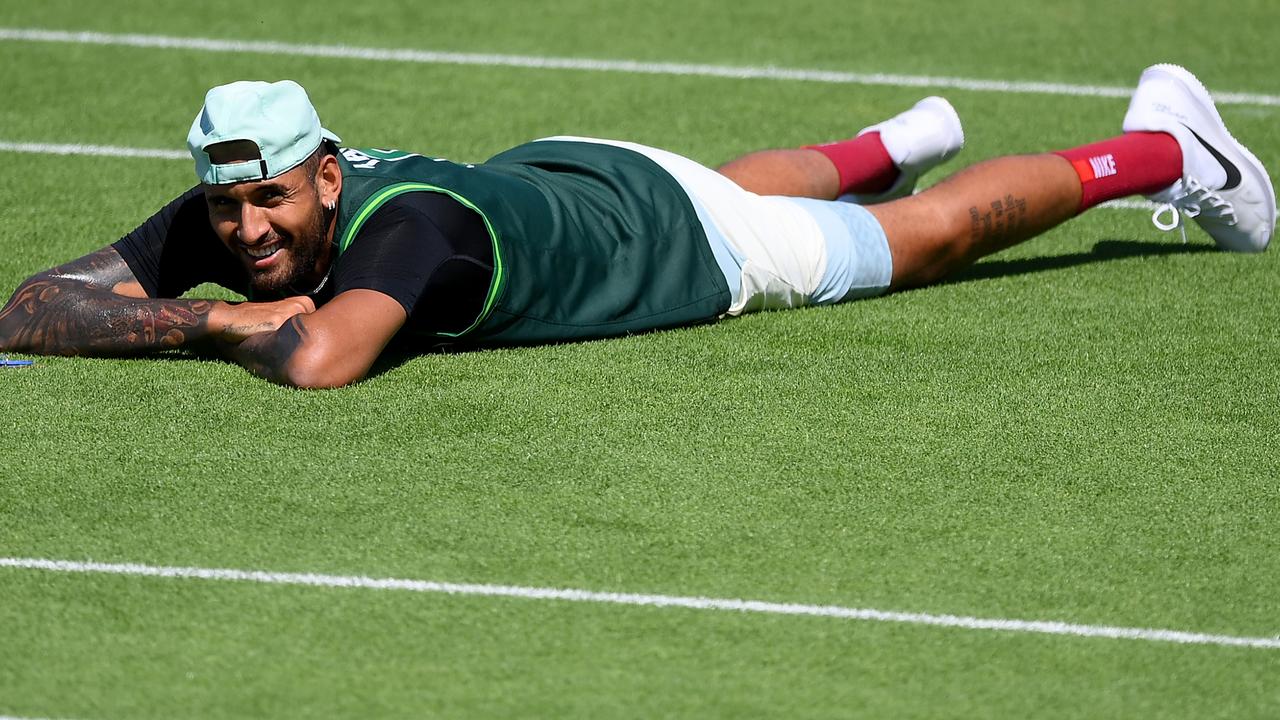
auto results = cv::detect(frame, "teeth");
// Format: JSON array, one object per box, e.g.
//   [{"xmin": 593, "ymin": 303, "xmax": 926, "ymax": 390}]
[{"xmin": 246, "ymin": 243, "xmax": 280, "ymax": 259}]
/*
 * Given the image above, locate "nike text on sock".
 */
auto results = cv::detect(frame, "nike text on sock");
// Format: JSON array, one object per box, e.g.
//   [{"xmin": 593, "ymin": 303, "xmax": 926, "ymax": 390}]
[
  {"xmin": 805, "ymin": 132, "xmax": 900, "ymax": 196},
  {"xmin": 1085, "ymin": 154, "xmax": 1117, "ymax": 179},
  {"xmin": 1054, "ymin": 132, "xmax": 1183, "ymax": 213}
]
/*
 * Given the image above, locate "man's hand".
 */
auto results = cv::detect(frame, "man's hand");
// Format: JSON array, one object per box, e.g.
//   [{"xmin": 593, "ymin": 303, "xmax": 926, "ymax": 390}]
[
  {"xmin": 225, "ymin": 289, "xmax": 406, "ymax": 389},
  {"xmin": 213, "ymin": 296, "xmax": 317, "ymax": 344}
]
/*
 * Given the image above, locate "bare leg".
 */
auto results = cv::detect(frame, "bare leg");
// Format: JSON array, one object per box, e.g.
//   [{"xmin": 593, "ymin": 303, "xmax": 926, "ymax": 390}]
[
  {"xmin": 720, "ymin": 148, "xmax": 1083, "ymax": 289},
  {"xmin": 717, "ymin": 149, "xmax": 840, "ymax": 198},
  {"xmin": 868, "ymin": 154, "xmax": 1080, "ymax": 288}
]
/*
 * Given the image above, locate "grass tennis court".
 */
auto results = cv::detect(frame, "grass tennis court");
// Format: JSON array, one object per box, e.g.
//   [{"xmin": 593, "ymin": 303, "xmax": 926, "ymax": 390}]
[{"xmin": 1, "ymin": 0, "xmax": 1278, "ymax": 717}]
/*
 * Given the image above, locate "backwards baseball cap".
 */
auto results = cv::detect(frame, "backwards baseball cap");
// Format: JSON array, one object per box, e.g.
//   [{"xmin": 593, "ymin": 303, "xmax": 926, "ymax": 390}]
[{"xmin": 187, "ymin": 80, "xmax": 341, "ymax": 185}]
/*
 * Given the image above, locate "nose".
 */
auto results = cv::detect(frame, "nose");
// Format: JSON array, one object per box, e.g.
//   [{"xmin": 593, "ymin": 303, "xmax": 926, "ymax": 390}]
[{"xmin": 236, "ymin": 203, "xmax": 271, "ymax": 244}]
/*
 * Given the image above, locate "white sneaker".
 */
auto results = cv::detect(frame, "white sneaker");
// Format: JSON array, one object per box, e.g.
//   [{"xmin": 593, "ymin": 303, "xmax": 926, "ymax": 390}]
[
  {"xmin": 1122, "ymin": 63, "xmax": 1275, "ymax": 253},
  {"xmin": 839, "ymin": 96, "xmax": 965, "ymax": 204}
]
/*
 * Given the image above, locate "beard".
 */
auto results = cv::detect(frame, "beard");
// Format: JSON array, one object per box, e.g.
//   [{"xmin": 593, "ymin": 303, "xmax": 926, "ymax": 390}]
[{"xmin": 246, "ymin": 204, "xmax": 328, "ymax": 297}]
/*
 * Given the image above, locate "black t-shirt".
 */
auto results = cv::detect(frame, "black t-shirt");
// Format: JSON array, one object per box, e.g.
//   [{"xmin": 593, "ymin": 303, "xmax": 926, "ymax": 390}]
[{"xmin": 112, "ymin": 187, "xmax": 494, "ymax": 336}]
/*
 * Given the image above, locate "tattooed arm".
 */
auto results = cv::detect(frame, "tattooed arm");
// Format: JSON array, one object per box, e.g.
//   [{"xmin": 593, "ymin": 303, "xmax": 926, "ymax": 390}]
[
  {"xmin": 0, "ymin": 247, "xmax": 312, "ymax": 358},
  {"xmin": 223, "ymin": 288, "xmax": 405, "ymax": 389},
  {"xmin": 2, "ymin": 248, "xmax": 403, "ymax": 386},
  {"xmin": 0, "ymin": 247, "xmax": 227, "ymax": 356}
]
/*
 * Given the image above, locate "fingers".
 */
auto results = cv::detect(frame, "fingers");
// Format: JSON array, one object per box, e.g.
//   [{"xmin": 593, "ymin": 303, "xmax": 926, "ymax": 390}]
[{"xmin": 216, "ymin": 297, "xmax": 315, "ymax": 343}]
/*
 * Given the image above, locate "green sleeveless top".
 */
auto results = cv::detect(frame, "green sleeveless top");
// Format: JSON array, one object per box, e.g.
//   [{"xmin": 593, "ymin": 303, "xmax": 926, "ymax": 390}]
[{"xmin": 331, "ymin": 140, "xmax": 731, "ymax": 345}]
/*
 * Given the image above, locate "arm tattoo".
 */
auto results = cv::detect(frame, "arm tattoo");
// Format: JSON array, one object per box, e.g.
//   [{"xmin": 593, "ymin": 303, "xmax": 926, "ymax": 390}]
[
  {"xmin": 0, "ymin": 248, "xmax": 215, "ymax": 356},
  {"xmin": 232, "ymin": 314, "xmax": 311, "ymax": 384},
  {"xmin": 43, "ymin": 246, "xmax": 138, "ymax": 288}
]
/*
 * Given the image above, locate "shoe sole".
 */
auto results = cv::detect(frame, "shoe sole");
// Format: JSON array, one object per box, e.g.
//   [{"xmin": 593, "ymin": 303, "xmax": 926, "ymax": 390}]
[{"xmin": 1141, "ymin": 63, "xmax": 1276, "ymax": 251}]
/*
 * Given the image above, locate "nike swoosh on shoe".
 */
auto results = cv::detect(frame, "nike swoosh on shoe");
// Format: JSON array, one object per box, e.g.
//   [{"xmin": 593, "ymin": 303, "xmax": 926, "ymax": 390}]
[{"xmin": 1181, "ymin": 122, "xmax": 1243, "ymax": 190}]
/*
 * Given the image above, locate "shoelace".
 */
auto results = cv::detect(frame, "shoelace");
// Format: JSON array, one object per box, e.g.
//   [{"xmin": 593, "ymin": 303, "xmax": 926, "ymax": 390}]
[{"xmin": 1150, "ymin": 177, "xmax": 1235, "ymax": 244}]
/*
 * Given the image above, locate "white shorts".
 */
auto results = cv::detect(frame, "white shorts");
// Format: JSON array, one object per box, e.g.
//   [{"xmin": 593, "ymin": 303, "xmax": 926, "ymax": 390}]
[{"xmin": 539, "ymin": 136, "xmax": 894, "ymax": 316}]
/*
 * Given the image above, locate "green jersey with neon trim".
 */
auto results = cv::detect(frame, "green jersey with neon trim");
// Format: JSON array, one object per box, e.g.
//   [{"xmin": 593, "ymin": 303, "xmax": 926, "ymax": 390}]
[{"xmin": 331, "ymin": 140, "xmax": 731, "ymax": 345}]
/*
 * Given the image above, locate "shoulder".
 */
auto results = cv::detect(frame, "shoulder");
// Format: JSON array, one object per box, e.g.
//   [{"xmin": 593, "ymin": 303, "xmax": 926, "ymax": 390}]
[{"xmin": 344, "ymin": 191, "xmax": 482, "ymax": 250}]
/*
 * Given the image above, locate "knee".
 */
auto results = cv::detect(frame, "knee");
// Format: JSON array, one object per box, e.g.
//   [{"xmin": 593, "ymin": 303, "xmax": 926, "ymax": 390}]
[{"xmin": 888, "ymin": 206, "xmax": 975, "ymax": 288}]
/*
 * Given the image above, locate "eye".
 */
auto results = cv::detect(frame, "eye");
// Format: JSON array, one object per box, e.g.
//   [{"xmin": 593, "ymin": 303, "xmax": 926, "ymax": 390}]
[{"xmin": 259, "ymin": 187, "xmax": 286, "ymax": 205}]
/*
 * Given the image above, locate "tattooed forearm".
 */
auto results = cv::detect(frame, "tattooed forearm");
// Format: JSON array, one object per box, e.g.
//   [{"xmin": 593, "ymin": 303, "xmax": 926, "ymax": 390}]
[
  {"xmin": 229, "ymin": 314, "xmax": 311, "ymax": 385},
  {"xmin": 0, "ymin": 279, "xmax": 214, "ymax": 355},
  {"xmin": 969, "ymin": 194, "xmax": 1029, "ymax": 246},
  {"xmin": 0, "ymin": 249, "xmax": 216, "ymax": 356}
]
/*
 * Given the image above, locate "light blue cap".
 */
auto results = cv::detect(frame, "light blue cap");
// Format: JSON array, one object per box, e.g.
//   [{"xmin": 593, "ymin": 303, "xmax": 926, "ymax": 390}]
[{"xmin": 187, "ymin": 80, "xmax": 341, "ymax": 185}]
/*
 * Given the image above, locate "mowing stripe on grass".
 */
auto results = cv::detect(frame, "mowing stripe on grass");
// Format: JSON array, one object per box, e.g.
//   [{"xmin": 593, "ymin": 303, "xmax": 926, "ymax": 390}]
[
  {"xmin": 4, "ymin": 557, "xmax": 1278, "ymax": 649},
  {"xmin": 0, "ymin": 139, "xmax": 1256, "ymax": 217},
  {"xmin": 2, "ymin": 27, "xmax": 1278, "ymax": 108}
]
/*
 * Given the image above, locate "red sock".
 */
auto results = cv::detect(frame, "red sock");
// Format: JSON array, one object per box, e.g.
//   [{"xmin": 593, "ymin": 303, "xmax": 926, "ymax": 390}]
[
  {"xmin": 805, "ymin": 132, "xmax": 899, "ymax": 195},
  {"xmin": 1054, "ymin": 132, "xmax": 1182, "ymax": 213}
]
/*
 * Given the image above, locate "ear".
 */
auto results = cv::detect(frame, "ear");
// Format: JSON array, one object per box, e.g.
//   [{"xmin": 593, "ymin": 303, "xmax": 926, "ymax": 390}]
[{"xmin": 317, "ymin": 152, "xmax": 343, "ymax": 209}]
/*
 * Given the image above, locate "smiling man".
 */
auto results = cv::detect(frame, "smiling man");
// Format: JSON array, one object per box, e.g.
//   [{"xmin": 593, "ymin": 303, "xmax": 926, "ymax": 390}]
[{"xmin": 0, "ymin": 68, "xmax": 1273, "ymax": 388}]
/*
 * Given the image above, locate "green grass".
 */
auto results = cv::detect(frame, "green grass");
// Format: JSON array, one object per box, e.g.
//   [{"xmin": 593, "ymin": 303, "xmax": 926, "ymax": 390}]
[{"xmin": 2, "ymin": 1, "xmax": 1279, "ymax": 717}]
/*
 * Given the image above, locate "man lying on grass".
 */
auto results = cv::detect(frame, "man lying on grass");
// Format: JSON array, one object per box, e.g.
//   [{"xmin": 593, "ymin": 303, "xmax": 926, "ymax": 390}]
[{"xmin": 0, "ymin": 64, "xmax": 1272, "ymax": 388}]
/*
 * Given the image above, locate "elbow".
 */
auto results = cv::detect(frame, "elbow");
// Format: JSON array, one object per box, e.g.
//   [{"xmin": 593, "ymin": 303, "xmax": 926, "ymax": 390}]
[
  {"xmin": 0, "ymin": 315, "xmax": 13, "ymax": 351},
  {"xmin": 0, "ymin": 274, "xmax": 49, "ymax": 351},
  {"xmin": 0, "ymin": 296, "xmax": 15, "ymax": 348},
  {"xmin": 282, "ymin": 368, "xmax": 358, "ymax": 390},
  {"xmin": 279, "ymin": 343, "xmax": 367, "ymax": 390}
]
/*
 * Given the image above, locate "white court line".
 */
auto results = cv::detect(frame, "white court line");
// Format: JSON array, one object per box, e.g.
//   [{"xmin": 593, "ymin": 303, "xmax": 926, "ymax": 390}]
[
  {"xmin": 1, "ymin": 27, "xmax": 1279, "ymax": 108},
  {"xmin": 3, "ymin": 557, "xmax": 1278, "ymax": 650},
  {"xmin": 1101, "ymin": 198, "xmax": 1159, "ymax": 211},
  {"xmin": 0, "ymin": 141, "xmax": 186, "ymax": 160}
]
